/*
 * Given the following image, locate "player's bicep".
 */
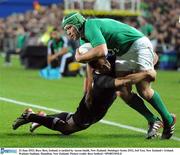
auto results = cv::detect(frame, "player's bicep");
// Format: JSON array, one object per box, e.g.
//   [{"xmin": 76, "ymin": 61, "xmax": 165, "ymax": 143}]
[{"xmin": 86, "ymin": 24, "xmax": 106, "ymax": 47}]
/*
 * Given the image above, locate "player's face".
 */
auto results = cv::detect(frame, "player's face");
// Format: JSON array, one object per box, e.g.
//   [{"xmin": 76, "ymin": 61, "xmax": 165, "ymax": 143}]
[
  {"xmin": 92, "ymin": 58, "xmax": 111, "ymax": 74},
  {"xmin": 64, "ymin": 25, "xmax": 80, "ymax": 40}
]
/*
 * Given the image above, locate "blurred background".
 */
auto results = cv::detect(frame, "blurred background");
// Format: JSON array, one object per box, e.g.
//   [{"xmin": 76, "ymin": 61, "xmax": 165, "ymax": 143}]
[{"xmin": 0, "ymin": 0, "xmax": 179, "ymax": 73}]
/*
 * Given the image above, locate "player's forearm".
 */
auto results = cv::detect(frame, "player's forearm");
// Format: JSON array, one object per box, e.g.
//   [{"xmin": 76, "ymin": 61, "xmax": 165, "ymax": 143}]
[
  {"xmin": 115, "ymin": 71, "xmax": 155, "ymax": 87},
  {"xmin": 48, "ymin": 48, "xmax": 68, "ymax": 64},
  {"xmin": 47, "ymin": 55, "xmax": 57, "ymax": 64},
  {"xmin": 96, "ymin": 70, "xmax": 156, "ymax": 89},
  {"xmin": 123, "ymin": 72, "xmax": 148, "ymax": 84},
  {"xmin": 124, "ymin": 70, "xmax": 156, "ymax": 83},
  {"xmin": 114, "ymin": 78, "xmax": 130, "ymax": 87},
  {"xmin": 76, "ymin": 44, "xmax": 107, "ymax": 63},
  {"xmin": 77, "ymin": 49, "xmax": 104, "ymax": 63}
]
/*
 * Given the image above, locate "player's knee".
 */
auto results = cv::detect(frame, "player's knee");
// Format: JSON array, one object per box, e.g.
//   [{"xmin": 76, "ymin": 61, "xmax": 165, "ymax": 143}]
[
  {"xmin": 138, "ymin": 88, "xmax": 153, "ymax": 100},
  {"xmin": 55, "ymin": 120, "xmax": 75, "ymax": 135},
  {"xmin": 55, "ymin": 116, "xmax": 88, "ymax": 135},
  {"xmin": 59, "ymin": 124, "xmax": 88, "ymax": 135},
  {"xmin": 146, "ymin": 70, "xmax": 156, "ymax": 82}
]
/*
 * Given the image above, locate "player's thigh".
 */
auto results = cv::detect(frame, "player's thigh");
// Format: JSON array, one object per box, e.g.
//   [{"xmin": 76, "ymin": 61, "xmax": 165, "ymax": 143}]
[
  {"xmin": 136, "ymin": 47, "xmax": 154, "ymax": 71},
  {"xmin": 134, "ymin": 36, "xmax": 155, "ymax": 71},
  {"xmin": 116, "ymin": 37, "xmax": 155, "ymax": 72}
]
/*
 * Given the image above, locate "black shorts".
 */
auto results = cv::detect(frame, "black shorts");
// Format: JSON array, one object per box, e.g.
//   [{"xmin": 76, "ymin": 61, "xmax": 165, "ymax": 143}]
[{"xmin": 73, "ymin": 82, "xmax": 116, "ymax": 128}]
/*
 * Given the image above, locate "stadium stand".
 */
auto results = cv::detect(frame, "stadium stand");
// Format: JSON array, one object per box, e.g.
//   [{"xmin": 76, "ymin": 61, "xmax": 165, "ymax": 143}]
[
  {"xmin": 0, "ymin": 0, "xmax": 179, "ymax": 70},
  {"xmin": 141, "ymin": 0, "xmax": 180, "ymax": 70}
]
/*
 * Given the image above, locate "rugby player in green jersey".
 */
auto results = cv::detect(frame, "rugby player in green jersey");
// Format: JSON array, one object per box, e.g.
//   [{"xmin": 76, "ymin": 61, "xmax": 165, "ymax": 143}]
[{"xmin": 62, "ymin": 13, "xmax": 176, "ymax": 139}]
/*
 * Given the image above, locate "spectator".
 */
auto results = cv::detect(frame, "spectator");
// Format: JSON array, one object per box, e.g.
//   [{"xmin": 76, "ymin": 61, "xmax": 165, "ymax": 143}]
[
  {"xmin": 47, "ymin": 28, "xmax": 74, "ymax": 76},
  {"xmin": 138, "ymin": 17, "xmax": 157, "ymax": 50},
  {"xmin": 4, "ymin": 27, "xmax": 26, "ymax": 66}
]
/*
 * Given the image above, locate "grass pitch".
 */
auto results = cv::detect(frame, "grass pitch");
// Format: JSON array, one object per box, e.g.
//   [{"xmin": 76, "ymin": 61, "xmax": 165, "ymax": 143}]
[{"xmin": 0, "ymin": 56, "xmax": 180, "ymax": 147}]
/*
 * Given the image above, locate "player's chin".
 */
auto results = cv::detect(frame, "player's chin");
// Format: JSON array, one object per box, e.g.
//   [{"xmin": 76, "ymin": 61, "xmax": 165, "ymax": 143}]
[
  {"xmin": 73, "ymin": 34, "xmax": 80, "ymax": 40},
  {"xmin": 69, "ymin": 35, "xmax": 76, "ymax": 40},
  {"xmin": 71, "ymin": 36, "xmax": 77, "ymax": 40}
]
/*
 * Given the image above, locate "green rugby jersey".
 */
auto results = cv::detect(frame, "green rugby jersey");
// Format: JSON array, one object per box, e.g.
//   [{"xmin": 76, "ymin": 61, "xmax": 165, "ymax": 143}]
[
  {"xmin": 48, "ymin": 38, "xmax": 65, "ymax": 54},
  {"xmin": 81, "ymin": 18, "xmax": 144, "ymax": 56},
  {"xmin": 48, "ymin": 36, "xmax": 72, "ymax": 55}
]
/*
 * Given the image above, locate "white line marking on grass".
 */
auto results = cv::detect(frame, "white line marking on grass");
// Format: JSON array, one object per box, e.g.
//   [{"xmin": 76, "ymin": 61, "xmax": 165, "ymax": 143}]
[
  {"xmin": 0, "ymin": 97, "xmax": 62, "ymax": 113},
  {"xmin": 0, "ymin": 96, "xmax": 180, "ymax": 142}
]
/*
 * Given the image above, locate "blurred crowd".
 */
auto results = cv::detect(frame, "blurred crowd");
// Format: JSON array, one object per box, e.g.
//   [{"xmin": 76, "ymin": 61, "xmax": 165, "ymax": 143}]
[
  {"xmin": 0, "ymin": 0, "xmax": 179, "ymax": 69},
  {"xmin": 141, "ymin": 0, "xmax": 180, "ymax": 54},
  {"xmin": 140, "ymin": 0, "xmax": 180, "ymax": 69},
  {"xmin": 0, "ymin": 4, "xmax": 64, "ymax": 49},
  {"xmin": 0, "ymin": 3, "xmax": 79, "ymax": 71}
]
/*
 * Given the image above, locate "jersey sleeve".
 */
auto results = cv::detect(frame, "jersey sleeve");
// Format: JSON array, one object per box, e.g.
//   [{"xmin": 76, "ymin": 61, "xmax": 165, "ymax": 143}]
[
  {"xmin": 79, "ymin": 39, "xmax": 86, "ymax": 45},
  {"xmin": 85, "ymin": 21, "xmax": 106, "ymax": 47}
]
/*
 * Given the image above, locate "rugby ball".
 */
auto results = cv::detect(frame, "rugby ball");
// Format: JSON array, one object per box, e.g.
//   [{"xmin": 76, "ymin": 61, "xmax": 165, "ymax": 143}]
[{"xmin": 78, "ymin": 43, "xmax": 92, "ymax": 54}]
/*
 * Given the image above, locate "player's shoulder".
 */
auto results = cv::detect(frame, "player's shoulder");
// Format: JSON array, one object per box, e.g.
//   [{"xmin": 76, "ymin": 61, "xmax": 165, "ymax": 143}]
[
  {"xmin": 86, "ymin": 18, "xmax": 110, "ymax": 22},
  {"xmin": 86, "ymin": 18, "xmax": 118, "ymax": 26},
  {"xmin": 85, "ymin": 18, "xmax": 97, "ymax": 25},
  {"xmin": 85, "ymin": 18, "xmax": 103, "ymax": 31},
  {"xmin": 84, "ymin": 19, "xmax": 100, "ymax": 35},
  {"xmin": 86, "ymin": 18, "xmax": 105, "ymax": 24}
]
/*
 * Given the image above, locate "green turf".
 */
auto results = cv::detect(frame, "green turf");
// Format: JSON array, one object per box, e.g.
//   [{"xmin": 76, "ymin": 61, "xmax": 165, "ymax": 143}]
[{"xmin": 0, "ymin": 56, "xmax": 180, "ymax": 147}]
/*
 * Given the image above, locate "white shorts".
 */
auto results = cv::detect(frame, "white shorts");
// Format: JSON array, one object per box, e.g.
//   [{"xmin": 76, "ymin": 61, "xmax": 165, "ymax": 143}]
[{"xmin": 115, "ymin": 36, "xmax": 155, "ymax": 72}]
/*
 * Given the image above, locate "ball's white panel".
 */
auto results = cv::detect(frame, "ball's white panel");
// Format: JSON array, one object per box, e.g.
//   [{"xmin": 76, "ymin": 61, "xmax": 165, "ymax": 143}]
[{"xmin": 79, "ymin": 43, "xmax": 92, "ymax": 54}]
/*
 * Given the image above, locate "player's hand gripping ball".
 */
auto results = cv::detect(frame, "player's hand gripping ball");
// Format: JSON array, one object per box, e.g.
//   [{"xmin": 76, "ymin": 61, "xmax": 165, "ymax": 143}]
[{"xmin": 78, "ymin": 43, "xmax": 92, "ymax": 54}]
